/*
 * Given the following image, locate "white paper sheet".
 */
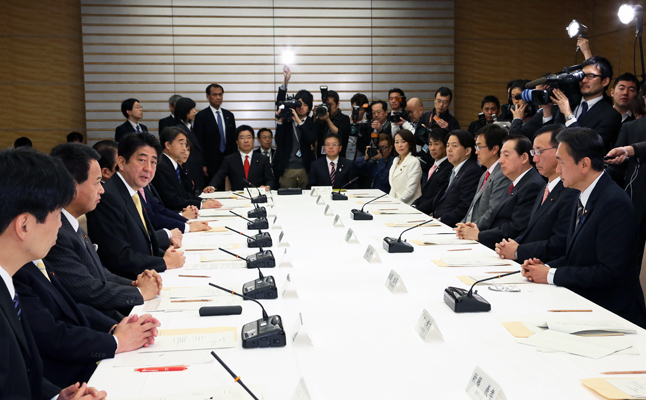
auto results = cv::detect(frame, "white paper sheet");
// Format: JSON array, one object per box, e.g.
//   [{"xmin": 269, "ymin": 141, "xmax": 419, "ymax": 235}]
[
  {"xmin": 469, "ymin": 274, "xmax": 528, "ymax": 285},
  {"xmin": 608, "ymin": 379, "xmax": 646, "ymax": 397},
  {"xmin": 517, "ymin": 329, "xmax": 633, "ymax": 359},
  {"xmin": 442, "ymin": 257, "xmax": 512, "ymax": 267},
  {"xmin": 118, "ymin": 386, "xmax": 267, "ymax": 400},
  {"xmin": 185, "ymin": 261, "xmax": 247, "ymax": 270},
  {"xmin": 547, "ymin": 320, "xmax": 637, "ymax": 335},
  {"xmin": 140, "ymin": 332, "xmax": 236, "ymax": 353},
  {"xmin": 169, "ymin": 287, "xmax": 236, "ymax": 298},
  {"xmin": 420, "ymin": 236, "xmax": 478, "ymax": 245},
  {"xmin": 182, "ymin": 240, "xmax": 238, "ymax": 251},
  {"xmin": 144, "ymin": 296, "xmax": 243, "ymax": 312}
]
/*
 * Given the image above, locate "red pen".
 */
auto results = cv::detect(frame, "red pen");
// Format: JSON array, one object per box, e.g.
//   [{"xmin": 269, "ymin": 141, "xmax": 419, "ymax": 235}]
[{"xmin": 135, "ymin": 366, "xmax": 188, "ymax": 372}]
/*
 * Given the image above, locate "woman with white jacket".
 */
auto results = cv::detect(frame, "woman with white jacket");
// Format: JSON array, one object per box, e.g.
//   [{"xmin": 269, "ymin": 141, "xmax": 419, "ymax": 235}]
[{"xmin": 388, "ymin": 129, "xmax": 422, "ymax": 204}]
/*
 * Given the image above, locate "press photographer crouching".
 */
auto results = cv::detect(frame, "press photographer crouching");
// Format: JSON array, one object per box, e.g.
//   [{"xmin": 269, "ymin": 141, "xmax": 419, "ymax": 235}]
[
  {"xmin": 354, "ymin": 133, "xmax": 395, "ymax": 193},
  {"xmin": 314, "ymin": 87, "xmax": 351, "ymax": 159}
]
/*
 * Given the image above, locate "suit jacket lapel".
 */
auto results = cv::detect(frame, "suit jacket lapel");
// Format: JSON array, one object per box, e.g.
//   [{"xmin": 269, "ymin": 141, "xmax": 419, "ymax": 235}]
[
  {"xmin": 567, "ymin": 174, "xmax": 607, "ymax": 252},
  {"xmin": 525, "ymin": 182, "xmax": 559, "ymax": 232},
  {"xmin": 116, "ymin": 178, "xmax": 150, "ymax": 241},
  {"xmin": 0, "ymin": 278, "xmax": 31, "ymax": 360}
]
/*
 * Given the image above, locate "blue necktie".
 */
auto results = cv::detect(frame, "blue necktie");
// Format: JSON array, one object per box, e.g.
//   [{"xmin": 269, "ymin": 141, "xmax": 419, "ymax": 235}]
[
  {"xmin": 176, "ymin": 166, "xmax": 181, "ymax": 182},
  {"xmin": 135, "ymin": 125, "xmax": 141, "ymax": 133},
  {"xmin": 217, "ymin": 111, "xmax": 226, "ymax": 153},
  {"xmin": 13, "ymin": 293, "xmax": 22, "ymax": 321},
  {"xmin": 579, "ymin": 101, "xmax": 588, "ymax": 120}
]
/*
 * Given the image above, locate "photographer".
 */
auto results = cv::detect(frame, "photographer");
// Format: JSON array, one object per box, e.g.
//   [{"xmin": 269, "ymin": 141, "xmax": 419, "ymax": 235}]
[
  {"xmin": 508, "ymin": 74, "xmax": 557, "ymax": 140},
  {"xmin": 370, "ymin": 100, "xmax": 391, "ymax": 136},
  {"xmin": 549, "ymin": 56, "xmax": 622, "ymax": 151},
  {"xmin": 353, "ymin": 133, "xmax": 395, "ymax": 192},
  {"xmin": 274, "ymin": 66, "xmax": 317, "ymax": 188},
  {"xmin": 314, "ymin": 89, "xmax": 351, "ymax": 159},
  {"xmin": 468, "ymin": 95, "xmax": 500, "ymax": 135},
  {"xmin": 387, "ymin": 88, "xmax": 408, "ymax": 137},
  {"xmin": 350, "ymin": 93, "xmax": 372, "ymax": 160}
]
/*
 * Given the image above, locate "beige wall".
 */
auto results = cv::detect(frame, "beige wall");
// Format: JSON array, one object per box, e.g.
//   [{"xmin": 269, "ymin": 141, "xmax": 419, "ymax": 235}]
[{"xmin": 0, "ymin": 0, "xmax": 85, "ymax": 152}]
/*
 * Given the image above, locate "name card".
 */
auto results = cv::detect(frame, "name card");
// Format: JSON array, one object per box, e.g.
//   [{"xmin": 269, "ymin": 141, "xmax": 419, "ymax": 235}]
[
  {"xmin": 363, "ymin": 245, "xmax": 381, "ymax": 263},
  {"xmin": 415, "ymin": 309, "xmax": 443, "ymax": 342},
  {"xmin": 345, "ymin": 228, "xmax": 359, "ymax": 244},
  {"xmin": 333, "ymin": 214, "xmax": 344, "ymax": 227},
  {"xmin": 324, "ymin": 204, "xmax": 334, "ymax": 216},
  {"xmin": 281, "ymin": 273, "xmax": 297, "ymax": 298},
  {"xmin": 278, "ymin": 230, "xmax": 290, "ymax": 247},
  {"xmin": 279, "ymin": 248, "xmax": 292, "ymax": 267},
  {"xmin": 385, "ymin": 269, "xmax": 408, "ymax": 293},
  {"xmin": 316, "ymin": 195, "xmax": 325, "ymax": 205},
  {"xmin": 291, "ymin": 312, "xmax": 313, "ymax": 346},
  {"xmin": 310, "ymin": 189, "xmax": 318, "ymax": 197},
  {"xmin": 466, "ymin": 366, "xmax": 505, "ymax": 400},
  {"xmin": 291, "ymin": 377, "xmax": 312, "ymax": 400},
  {"xmin": 272, "ymin": 215, "xmax": 281, "ymax": 228}
]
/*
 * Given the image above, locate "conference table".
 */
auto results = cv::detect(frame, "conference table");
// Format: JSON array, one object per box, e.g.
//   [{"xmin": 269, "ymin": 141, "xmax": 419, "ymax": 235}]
[{"xmin": 88, "ymin": 189, "xmax": 646, "ymax": 399}]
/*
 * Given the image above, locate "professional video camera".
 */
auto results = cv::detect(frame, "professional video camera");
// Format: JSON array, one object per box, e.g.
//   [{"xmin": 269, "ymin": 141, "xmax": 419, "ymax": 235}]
[
  {"xmin": 522, "ymin": 65, "xmax": 585, "ymax": 105},
  {"xmin": 387, "ymin": 95, "xmax": 409, "ymax": 122},
  {"xmin": 315, "ymin": 85, "xmax": 329, "ymax": 117},
  {"xmin": 277, "ymin": 95, "xmax": 302, "ymax": 123}
]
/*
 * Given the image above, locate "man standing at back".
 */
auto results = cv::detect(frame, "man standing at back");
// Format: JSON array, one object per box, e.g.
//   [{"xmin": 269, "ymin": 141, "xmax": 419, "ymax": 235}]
[
  {"xmin": 115, "ymin": 98, "xmax": 147, "ymax": 142},
  {"xmin": 194, "ymin": 84, "xmax": 237, "ymax": 187}
]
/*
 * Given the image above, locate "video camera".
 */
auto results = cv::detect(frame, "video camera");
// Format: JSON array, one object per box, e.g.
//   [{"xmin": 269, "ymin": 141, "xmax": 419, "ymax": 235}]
[
  {"xmin": 387, "ymin": 95, "xmax": 409, "ymax": 122},
  {"xmin": 315, "ymin": 85, "xmax": 329, "ymax": 117},
  {"xmin": 277, "ymin": 95, "xmax": 302, "ymax": 123},
  {"xmin": 521, "ymin": 65, "xmax": 584, "ymax": 106}
]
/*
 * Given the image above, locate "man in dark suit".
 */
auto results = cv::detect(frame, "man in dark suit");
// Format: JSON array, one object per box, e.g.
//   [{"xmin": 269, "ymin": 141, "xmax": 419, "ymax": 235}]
[
  {"xmin": 548, "ymin": 56, "xmax": 622, "ymax": 151},
  {"xmin": 0, "ymin": 148, "xmax": 107, "ymax": 399},
  {"xmin": 314, "ymin": 90, "xmax": 352, "ymax": 159},
  {"xmin": 152, "ymin": 127, "xmax": 222, "ymax": 212},
  {"xmin": 115, "ymin": 98, "xmax": 148, "ymax": 142},
  {"xmin": 456, "ymin": 135, "xmax": 546, "ymax": 249},
  {"xmin": 433, "ymin": 130, "xmax": 483, "ymax": 227},
  {"xmin": 307, "ymin": 132, "xmax": 356, "ymax": 189},
  {"xmin": 14, "ymin": 260, "xmax": 160, "ymax": 388},
  {"xmin": 496, "ymin": 125, "xmax": 579, "ymax": 263},
  {"xmin": 522, "ymin": 127, "xmax": 646, "ymax": 328},
  {"xmin": 87, "ymin": 133, "xmax": 186, "ymax": 280},
  {"xmin": 467, "ymin": 95, "xmax": 500, "ymax": 135},
  {"xmin": 413, "ymin": 128, "xmax": 453, "ymax": 215},
  {"xmin": 158, "ymin": 94, "xmax": 182, "ymax": 133},
  {"xmin": 611, "ymin": 73, "xmax": 639, "ymax": 125},
  {"xmin": 461, "ymin": 124, "xmax": 510, "ymax": 229},
  {"xmin": 46, "ymin": 144, "xmax": 163, "ymax": 316},
  {"xmin": 254, "ymin": 128, "xmax": 276, "ymax": 164},
  {"xmin": 194, "ymin": 83, "xmax": 237, "ymax": 184},
  {"xmin": 206, "ymin": 125, "xmax": 276, "ymax": 191},
  {"xmin": 370, "ymin": 100, "xmax": 392, "ymax": 137}
]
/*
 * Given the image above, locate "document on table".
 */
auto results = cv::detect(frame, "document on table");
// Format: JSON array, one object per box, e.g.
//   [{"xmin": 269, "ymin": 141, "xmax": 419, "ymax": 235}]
[
  {"xmin": 140, "ymin": 331, "xmax": 237, "ymax": 353},
  {"xmin": 117, "ymin": 386, "xmax": 267, "ymax": 400},
  {"xmin": 582, "ymin": 378, "xmax": 646, "ymax": 400},
  {"xmin": 547, "ymin": 320, "xmax": 637, "ymax": 335},
  {"xmin": 112, "ymin": 349, "xmax": 215, "ymax": 368},
  {"xmin": 200, "ymin": 191, "xmax": 239, "ymax": 199},
  {"xmin": 144, "ymin": 296, "xmax": 242, "ymax": 312},
  {"xmin": 169, "ymin": 286, "xmax": 236, "ymax": 298},
  {"xmin": 185, "ymin": 260, "xmax": 247, "ymax": 270},
  {"xmin": 434, "ymin": 257, "xmax": 513, "ymax": 267},
  {"xmin": 411, "ymin": 237, "xmax": 478, "ymax": 245},
  {"xmin": 517, "ymin": 329, "xmax": 633, "ymax": 359},
  {"xmin": 384, "ymin": 221, "xmax": 441, "ymax": 227},
  {"xmin": 468, "ymin": 274, "xmax": 529, "ymax": 285},
  {"xmin": 182, "ymin": 239, "xmax": 239, "ymax": 251},
  {"xmin": 373, "ymin": 210, "xmax": 422, "ymax": 215}
]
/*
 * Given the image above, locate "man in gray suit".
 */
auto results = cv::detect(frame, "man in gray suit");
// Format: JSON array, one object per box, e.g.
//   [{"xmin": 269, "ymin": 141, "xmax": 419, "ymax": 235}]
[
  {"xmin": 462, "ymin": 124, "xmax": 511, "ymax": 228},
  {"xmin": 45, "ymin": 144, "xmax": 162, "ymax": 317}
]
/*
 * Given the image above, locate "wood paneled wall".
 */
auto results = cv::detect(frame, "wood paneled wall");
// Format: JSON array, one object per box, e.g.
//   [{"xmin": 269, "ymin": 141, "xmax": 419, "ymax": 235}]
[
  {"xmin": 1, "ymin": 0, "xmax": 643, "ymax": 152},
  {"xmin": 0, "ymin": 0, "xmax": 86, "ymax": 152}
]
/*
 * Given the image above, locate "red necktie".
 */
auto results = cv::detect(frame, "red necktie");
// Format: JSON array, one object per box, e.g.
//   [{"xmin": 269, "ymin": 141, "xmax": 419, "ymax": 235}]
[
  {"xmin": 479, "ymin": 171, "xmax": 490, "ymax": 192},
  {"xmin": 427, "ymin": 162, "xmax": 438, "ymax": 180},
  {"xmin": 507, "ymin": 183, "xmax": 514, "ymax": 195},
  {"xmin": 244, "ymin": 155, "xmax": 250, "ymax": 180},
  {"xmin": 541, "ymin": 185, "xmax": 550, "ymax": 204}
]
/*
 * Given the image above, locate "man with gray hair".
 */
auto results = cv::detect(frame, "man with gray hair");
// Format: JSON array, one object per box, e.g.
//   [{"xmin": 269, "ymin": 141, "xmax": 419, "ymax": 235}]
[{"xmin": 158, "ymin": 94, "xmax": 182, "ymax": 133}]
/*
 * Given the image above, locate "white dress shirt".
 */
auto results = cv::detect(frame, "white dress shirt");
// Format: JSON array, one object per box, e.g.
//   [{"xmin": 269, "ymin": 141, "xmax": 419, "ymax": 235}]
[
  {"xmin": 127, "ymin": 119, "xmax": 142, "ymax": 132},
  {"xmin": 326, "ymin": 156, "xmax": 339, "ymax": 176}
]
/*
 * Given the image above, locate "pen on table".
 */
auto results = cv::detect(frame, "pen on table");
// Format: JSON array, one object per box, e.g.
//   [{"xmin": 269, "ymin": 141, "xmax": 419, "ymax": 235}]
[
  {"xmin": 378, "ymin": 208, "xmax": 398, "ymax": 211},
  {"xmin": 547, "ymin": 309, "xmax": 593, "ymax": 312},
  {"xmin": 178, "ymin": 274, "xmax": 210, "ymax": 278},
  {"xmin": 424, "ymin": 233, "xmax": 455, "ymax": 235},
  {"xmin": 447, "ymin": 248, "xmax": 472, "ymax": 252},
  {"xmin": 486, "ymin": 271, "xmax": 516, "ymax": 274},
  {"xmin": 184, "ymin": 249, "xmax": 216, "ymax": 252},
  {"xmin": 135, "ymin": 366, "xmax": 188, "ymax": 372},
  {"xmin": 601, "ymin": 371, "xmax": 646, "ymax": 375},
  {"xmin": 170, "ymin": 299, "xmax": 212, "ymax": 303},
  {"xmin": 407, "ymin": 220, "xmax": 425, "ymax": 223}
]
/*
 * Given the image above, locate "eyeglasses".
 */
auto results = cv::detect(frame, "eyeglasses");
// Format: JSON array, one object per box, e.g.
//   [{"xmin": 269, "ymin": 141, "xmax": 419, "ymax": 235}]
[
  {"xmin": 435, "ymin": 99, "xmax": 450, "ymax": 105},
  {"xmin": 530, "ymin": 147, "xmax": 558, "ymax": 156},
  {"xmin": 583, "ymin": 73, "xmax": 602, "ymax": 80},
  {"xmin": 325, "ymin": 143, "xmax": 340, "ymax": 148},
  {"xmin": 475, "ymin": 145, "xmax": 488, "ymax": 150}
]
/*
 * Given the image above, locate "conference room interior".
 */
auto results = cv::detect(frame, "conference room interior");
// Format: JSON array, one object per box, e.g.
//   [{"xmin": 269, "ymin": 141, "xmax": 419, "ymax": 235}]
[{"xmin": 5, "ymin": 0, "xmax": 646, "ymax": 399}]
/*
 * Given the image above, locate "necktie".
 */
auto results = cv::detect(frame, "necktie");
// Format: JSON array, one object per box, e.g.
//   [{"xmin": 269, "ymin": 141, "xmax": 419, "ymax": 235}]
[
  {"xmin": 541, "ymin": 185, "xmax": 550, "ymax": 205},
  {"xmin": 131, "ymin": 193, "xmax": 149, "ymax": 234},
  {"xmin": 176, "ymin": 165, "xmax": 181, "ymax": 182},
  {"xmin": 244, "ymin": 155, "xmax": 250, "ymax": 180},
  {"xmin": 36, "ymin": 260, "xmax": 50, "ymax": 282},
  {"xmin": 479, "ymin": 171, "xmax": 491, "ymax": 192},
  {"xmin": 135, "ymin": 125, "xmax": 141, "ymax": 133},
  {"xmin": 575, "ymin": 198, "xmax": 584, "ymax": 229},
  {"xmin": 507, "ymin": 183, "xmax": 514, "ymax": 195},
  {"xmin": 447, "ymin": 169, "xmax": 457, "ymax": 188},
  {"xmin": 217, "ymin": 110, "xmax": 226, "ymax": 153},
  {"xmin": 579, "ymin": 101, "xmax": 588, "ymax": 120},
  {"xmin": 77, "ymin": 226, "xmax": 105, "ymax": 278},
  {"xmin": 13, "ymin": 293, "xmax": 22, "ymax": 321},
  {"xmin": 138, "ymin": 187, "xmax": 147, "ymax": 203},
  {"xmin": 427, "ymin": 162, "xmax": 438, "ymax": 181},
  {"xmin": 330, "ymin": 162, "xmax": 336, "ymax": 186},
  {"xmin": 263, "ymin": 150, "xmax": 269, "ymax": 163}
]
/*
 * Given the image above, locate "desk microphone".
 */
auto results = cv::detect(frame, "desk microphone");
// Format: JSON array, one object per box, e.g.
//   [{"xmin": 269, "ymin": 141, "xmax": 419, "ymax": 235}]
[
  {"xmin": 217, "ymin": 244, "xmax": 276, "ymax": 269},
  {"xmin": 211, "ymin": 351, "xmax": 259, "ymax": 399},
  {"xmin": 331, "ymin": 176, "xmax": 359, "ymax": 201},
  {"xmin": 225, "ymin": 226, "xmax": 272, "ymax": 248},
  {"xmin": 232, "ymin": 192, "xmax": 267, "ymax": 218},
  {"xmin": 278, "ymin": 175, "xmax": 303, "ymax": 195},
  {"xmin": 209, "ymin": 283, "xmax": 286, "ymax": 348},
  {"xmin": 243, "ymin": 180, "xmax": 267, "ymax": 204},
  {"xmin": 217, "ymin": 247, "xmax": 277, "ymax": 300},
  {"xmin": 350, "ymin": 193, "xmax": 387, "ymax": 220},
  {"xmin": 230, "ymin": 210, "xmax": 269, "ymax": 230},
  {"xmin": 383, "ymin": 219, "xmax": 435, "ymax": 253},
  {"xmin": 444, "ymin": 270, "xmax": 521, "ymax": 313}
]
